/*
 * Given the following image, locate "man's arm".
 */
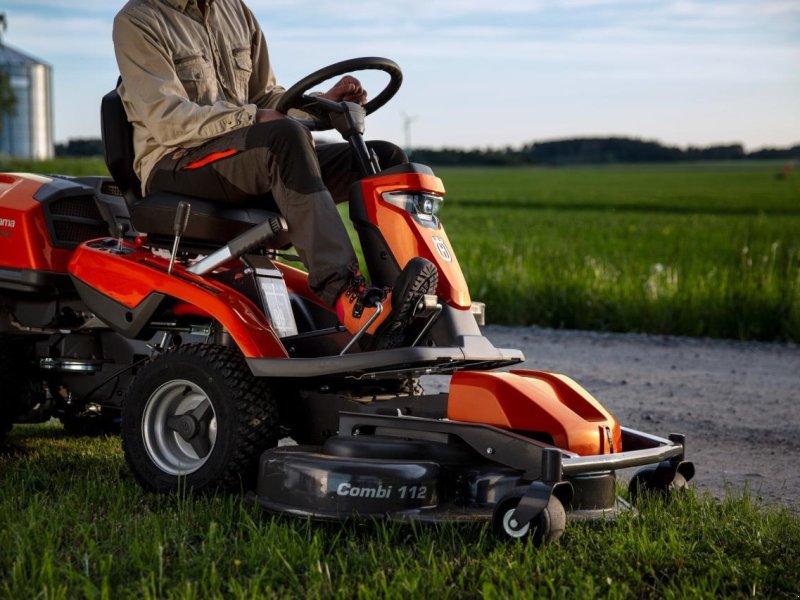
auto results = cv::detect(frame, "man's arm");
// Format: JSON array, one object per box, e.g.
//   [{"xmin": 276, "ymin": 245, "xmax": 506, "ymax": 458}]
[{"xmin": 113, "ymin": 12, "xmax": 257, "ymax": 148}]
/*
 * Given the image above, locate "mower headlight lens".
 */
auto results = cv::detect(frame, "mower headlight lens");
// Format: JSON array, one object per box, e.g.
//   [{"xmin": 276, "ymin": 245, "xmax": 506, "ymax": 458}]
[{"xmin": 382, "ymin": 192, "xmax": 443, "ymax": 226}]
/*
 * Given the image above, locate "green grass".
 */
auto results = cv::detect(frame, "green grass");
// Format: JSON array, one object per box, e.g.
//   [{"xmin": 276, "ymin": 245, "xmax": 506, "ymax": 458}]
[
  {"xmin": 2, "ymin": 157, "xmax": 798, "ymax": 341},
  {"xmin": 0, "ymin": 156, "xmax": 108, "ymax": 177},
  {"xmin": 2, "ymin": 423, "xmax": 799, "ymax": 598},
  {"xmin": 436, "ymin": 163, "xmax": 800, "ymax": 341}
]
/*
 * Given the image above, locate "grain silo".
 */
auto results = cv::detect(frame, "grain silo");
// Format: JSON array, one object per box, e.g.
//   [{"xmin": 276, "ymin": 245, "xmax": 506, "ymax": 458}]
[{"xmin": 0, "ymin": 43, "xmax": 53, "ymax": 160}]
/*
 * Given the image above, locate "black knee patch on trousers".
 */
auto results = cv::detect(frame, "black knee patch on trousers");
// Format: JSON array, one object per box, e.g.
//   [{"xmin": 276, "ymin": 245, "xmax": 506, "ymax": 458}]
[{"xmin": 245, "ymin": 120, "xmax": 326, "ymax": 195}]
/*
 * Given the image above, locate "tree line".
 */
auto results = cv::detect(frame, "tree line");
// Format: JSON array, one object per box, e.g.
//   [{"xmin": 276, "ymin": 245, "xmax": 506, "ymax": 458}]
[
  {"xmin": 53, "ymin": 135, "xmax": 800, "ymax": 166},
  {"xmin": 408, "ymin": 137, "xmax": 800, "ymax": 166}
]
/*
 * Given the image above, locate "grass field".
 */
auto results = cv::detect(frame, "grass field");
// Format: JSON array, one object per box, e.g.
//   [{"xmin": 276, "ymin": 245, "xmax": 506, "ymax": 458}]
[
  {"xmin": 1, "ymin": 423, "xmax": 799, "ymax": 599},
  {"xmin": 435, "ymin": 163, "xmax": 800, "ymax": 342},
  {"xmin": 2, "ymin": 157, "xmax": 798, "ymax": 341}
]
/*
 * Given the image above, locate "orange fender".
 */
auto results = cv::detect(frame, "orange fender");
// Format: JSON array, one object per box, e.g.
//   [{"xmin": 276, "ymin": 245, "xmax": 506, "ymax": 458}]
[{"xmin": 69, "ymin": 242, "xmax": 287, "ymax": 359}]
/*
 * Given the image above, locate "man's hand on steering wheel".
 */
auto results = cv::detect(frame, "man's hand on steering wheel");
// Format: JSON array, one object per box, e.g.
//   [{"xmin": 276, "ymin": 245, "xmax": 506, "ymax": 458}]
[
  {"xmin": 320, "ymin": 75, "xmax": 368, "ymax": 105},
  {"xmin": 274, "ymin": 58, "xmax": 401, "ymax": 131}
]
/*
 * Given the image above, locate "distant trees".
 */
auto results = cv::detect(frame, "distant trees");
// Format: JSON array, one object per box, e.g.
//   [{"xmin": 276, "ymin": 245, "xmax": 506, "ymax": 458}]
[
  {"xmin": 409, "ymin": 137, "xmax": 799, "ymax": 167},
  {"xmin": 52, "ymin": 134, "xmax": 800, "ymax": 165},
  {"xmin": 55, "ymin": 138, "xmax": 105, "ymax": 157}
]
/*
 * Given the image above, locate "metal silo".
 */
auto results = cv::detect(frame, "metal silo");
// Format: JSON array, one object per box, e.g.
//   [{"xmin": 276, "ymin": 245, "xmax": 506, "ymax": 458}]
[{"xmin": 0, "ymin": 43, "xmax": 54, "ymax": 160}]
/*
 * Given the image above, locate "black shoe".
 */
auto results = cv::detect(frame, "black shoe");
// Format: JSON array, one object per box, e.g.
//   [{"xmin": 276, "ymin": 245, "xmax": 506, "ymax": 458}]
[{"xmin": 371, "ymin": 257, "xmax": 439, "ymax": 350}]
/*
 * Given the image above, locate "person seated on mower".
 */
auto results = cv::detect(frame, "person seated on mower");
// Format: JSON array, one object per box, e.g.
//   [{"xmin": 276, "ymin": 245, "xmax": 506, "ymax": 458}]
[{"xmin": 112, "ymin": 0, "xmax": 437, "ymax": 349}]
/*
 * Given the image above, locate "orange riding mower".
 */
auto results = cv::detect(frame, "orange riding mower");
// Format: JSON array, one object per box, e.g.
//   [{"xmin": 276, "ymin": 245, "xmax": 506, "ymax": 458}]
[{"xmin": 0, "ymin": 58, "xmax": 692, "ymax": 543}]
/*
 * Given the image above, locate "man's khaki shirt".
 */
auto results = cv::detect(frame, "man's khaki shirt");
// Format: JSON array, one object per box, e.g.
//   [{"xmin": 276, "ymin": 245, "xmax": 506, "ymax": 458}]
[{"xmin": 113, "ymin": 0, "xmax": 285, "ymax": 194}]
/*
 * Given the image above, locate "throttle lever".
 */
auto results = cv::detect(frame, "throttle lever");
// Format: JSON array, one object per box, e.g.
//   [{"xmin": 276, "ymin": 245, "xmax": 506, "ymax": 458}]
[{"xmin": 168, "ymin": 201, "xmax": 191, "ymax": 275}]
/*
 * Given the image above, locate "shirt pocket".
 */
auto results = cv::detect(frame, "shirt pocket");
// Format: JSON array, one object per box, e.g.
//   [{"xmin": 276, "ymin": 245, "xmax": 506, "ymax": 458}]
[
  {"xmin": 231, "ymin": 47, "xmax": 252, "ymax": 103},
  {"xmin": 175, "ymin": 54, "xmax": 218, "ymax": 104}
]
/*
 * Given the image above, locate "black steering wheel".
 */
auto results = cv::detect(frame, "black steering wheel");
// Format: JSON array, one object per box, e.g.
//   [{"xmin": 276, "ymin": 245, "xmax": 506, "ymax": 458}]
[{"xmin": 275, "ymin": 57, "xmax": 403, "ymax": 131}]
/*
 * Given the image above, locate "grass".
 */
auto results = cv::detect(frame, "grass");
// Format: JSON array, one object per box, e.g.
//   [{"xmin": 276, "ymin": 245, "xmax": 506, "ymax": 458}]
[
  {"xmin": 1, "ymin": 422, "xmax": 799, "ymax": 599},
  {"xmin": 436, "ymin": 163, "xmax": 800, "ymax": 341},
  {"xmin": 2, "ymin": 157, "xmax": 798, "ymax": 341},
  {"xmin": 0, "ymin": 156, "xmax": 108, "ymax": 177}
]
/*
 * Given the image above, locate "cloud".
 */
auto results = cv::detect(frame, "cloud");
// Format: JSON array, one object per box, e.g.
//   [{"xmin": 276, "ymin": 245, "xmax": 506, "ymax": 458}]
[{"xmin": 2, "ymin": 0, "xmax": 797, "ymax": 146}]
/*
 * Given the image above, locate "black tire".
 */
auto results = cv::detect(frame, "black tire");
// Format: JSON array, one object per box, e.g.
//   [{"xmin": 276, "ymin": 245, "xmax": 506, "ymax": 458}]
[
  {"xmin": 0, "ymin": 336, "xmax": 37, "ymax": 445},
  {"xmin": 492, "ymin": 494, "xmax": 566, "ymax": 545},
  {"xmin": 121, "ymin": 343, "xmax": 279, "ymax": 493},
  {"xmin": 628, "ymin": 466, "xmax": 688, "ymax": 505}
]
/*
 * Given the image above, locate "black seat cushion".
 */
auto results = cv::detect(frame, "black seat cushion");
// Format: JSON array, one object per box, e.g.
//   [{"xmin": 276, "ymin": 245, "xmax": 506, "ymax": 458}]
[
  {"xmin": 131, "ymin": 192, "xmax": 291, "ymax": 248},
  {"xmin": 101, "ymin": 86, "xmax": 289, "ymax": 249}
]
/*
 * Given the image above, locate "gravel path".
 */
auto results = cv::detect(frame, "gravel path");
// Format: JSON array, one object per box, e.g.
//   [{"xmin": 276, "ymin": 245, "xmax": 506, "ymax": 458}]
[{"xmin": 425, "ymin": 326, "xmax": 800, "ymax": 510}]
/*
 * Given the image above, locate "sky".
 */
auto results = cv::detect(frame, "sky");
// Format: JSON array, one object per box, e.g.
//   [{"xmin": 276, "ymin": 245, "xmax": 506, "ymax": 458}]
[{"xmin": 1, "ymin": 0, "xmax": 799, "ymax": 150}]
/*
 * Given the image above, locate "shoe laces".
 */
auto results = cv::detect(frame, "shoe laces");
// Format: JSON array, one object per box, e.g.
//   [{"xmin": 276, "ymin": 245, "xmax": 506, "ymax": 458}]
[{"xmin": 343, "ymin": 274, "xmax": 367, "ymax": 303}]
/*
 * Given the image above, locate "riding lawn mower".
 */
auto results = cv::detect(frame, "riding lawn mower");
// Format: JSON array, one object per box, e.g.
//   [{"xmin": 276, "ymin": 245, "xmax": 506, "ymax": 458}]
[{"xmin": 0, "ymin": 58, "xmax": 694, "ymax": 542}]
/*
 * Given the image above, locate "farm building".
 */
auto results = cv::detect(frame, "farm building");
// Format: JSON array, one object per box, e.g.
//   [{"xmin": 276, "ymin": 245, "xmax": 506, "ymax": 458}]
[{"xmin": 0, "ymin": 42, "xmax": 53, "ymax": 160}]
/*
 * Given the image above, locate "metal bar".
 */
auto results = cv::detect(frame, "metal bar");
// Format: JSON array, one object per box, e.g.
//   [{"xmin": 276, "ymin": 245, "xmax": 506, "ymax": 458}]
[
  {"xmin": 188, "ymin": 218, "xmax": 286, "ymax": 276},
  {"xmin": 411, "ymin": 303, "xmax": 442, "ymax": 347},
  {"xmin": 339, "ymin": 302, "xmax": 383, "ymax": 355},
  {"xmin": 562, "ymin": 444, "xmax": 684, "ymax": 476}
]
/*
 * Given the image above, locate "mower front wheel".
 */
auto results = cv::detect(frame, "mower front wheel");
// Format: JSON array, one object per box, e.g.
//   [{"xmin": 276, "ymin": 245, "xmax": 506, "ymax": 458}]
[
  {"xmin": 492, "ymin": 493, "xmax": 566, "ymax": 545},
  {"xmin": 121, "ymin": 344, "xmax": 279, "ymax": 493}
]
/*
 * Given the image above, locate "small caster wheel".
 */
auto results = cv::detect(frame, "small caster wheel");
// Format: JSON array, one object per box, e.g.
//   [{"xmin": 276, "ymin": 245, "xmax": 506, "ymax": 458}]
[
  {"xmin": 492, "ymin": 493, "xmax": 566, "ymax": 545},
  {"xmin": 628, "ymin": 466, "xmax": 688, "ymax": 505}
]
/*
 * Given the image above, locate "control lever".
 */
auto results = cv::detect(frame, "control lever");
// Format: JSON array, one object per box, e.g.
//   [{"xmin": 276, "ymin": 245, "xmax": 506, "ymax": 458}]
[
  {"xmin": 115, "ymin": 222, "xmax": 126, "ymax": 253},
  {"xmin": 168, "ymin": 201, "xmax": 191, "ymax": 275}
]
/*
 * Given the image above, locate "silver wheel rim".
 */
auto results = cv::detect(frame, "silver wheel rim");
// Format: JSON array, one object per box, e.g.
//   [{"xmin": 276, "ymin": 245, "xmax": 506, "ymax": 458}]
[
  {"xmin": 141, "ymin": 379, "xmax": 218, "ymax": 476},
  {"xmin": 502, "ymin": 508, "xmax": 531, "ymax": 538}
]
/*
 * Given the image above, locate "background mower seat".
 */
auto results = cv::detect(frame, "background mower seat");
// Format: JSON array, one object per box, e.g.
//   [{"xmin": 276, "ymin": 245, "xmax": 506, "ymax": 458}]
[{"xmin": 101, "ymin": 86, "xmax": 290, "ymax": 249}]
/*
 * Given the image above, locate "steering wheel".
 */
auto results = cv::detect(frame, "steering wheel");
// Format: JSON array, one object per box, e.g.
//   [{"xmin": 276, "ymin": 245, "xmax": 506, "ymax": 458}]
[{"xmin": 275, "ymin": 57, "xmax": 403, "ymax": 131}]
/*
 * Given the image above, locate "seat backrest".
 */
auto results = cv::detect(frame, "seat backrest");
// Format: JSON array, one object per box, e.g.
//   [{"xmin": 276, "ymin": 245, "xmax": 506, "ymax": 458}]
[{"xmin": 101, "ymin": 87, "xmax": 141, "ymax": 205}]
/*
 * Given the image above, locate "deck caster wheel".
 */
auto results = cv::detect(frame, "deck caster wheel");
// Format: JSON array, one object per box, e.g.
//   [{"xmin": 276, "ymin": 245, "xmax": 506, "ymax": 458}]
[
  {"xmin": 492, "ymin": 494, "xmax": 566, "ymax": 545},
  {"xmin": 121, "ymin": 344, "xmax": 279, "ymax": 493},
  {"xmin": 628, "ymin": 466, "xmax": 688, "ymax": 504}
]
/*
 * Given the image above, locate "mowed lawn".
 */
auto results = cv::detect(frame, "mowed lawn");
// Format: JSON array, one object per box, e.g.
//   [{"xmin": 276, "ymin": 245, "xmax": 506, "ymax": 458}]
[
  {"xmin": 436, "ymin": 163, "xmax": 800, "ymax": 342},
  {"xmin": 1, "ymin": 423, "xmax": 799, "ymax": 599}
]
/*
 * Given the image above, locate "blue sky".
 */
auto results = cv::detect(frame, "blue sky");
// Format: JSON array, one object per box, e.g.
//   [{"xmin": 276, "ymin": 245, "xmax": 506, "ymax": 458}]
[{"xmin": 2, "ymin": 0, "xmax": 799, "ymax": 150}]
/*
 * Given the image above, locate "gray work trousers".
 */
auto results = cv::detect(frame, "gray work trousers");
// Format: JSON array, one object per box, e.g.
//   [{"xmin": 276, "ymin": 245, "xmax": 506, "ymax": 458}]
[{"xmin": 147, "ymin": 119, "xmax": 408, "ymax": 306}]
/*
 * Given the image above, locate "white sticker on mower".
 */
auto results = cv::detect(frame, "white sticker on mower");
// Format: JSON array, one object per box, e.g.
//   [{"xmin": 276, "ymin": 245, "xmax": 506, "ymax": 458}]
[
  {"xmin": 432, "ymin": 236, "xmax": 452, "ymax": 262},
  {"xmin": 336, "ymin": 482, "xmax": 428, "ymax": 500}
]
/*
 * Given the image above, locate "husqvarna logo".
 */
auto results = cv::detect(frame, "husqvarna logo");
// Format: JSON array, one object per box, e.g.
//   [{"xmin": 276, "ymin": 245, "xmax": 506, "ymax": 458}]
[
  {"xmin": 432, "ymin": 236, "xmax": 452, "ymax": 262},
  {"xmin": 0, "ymin": 217, "xmax": 15, "ymax": 236}
]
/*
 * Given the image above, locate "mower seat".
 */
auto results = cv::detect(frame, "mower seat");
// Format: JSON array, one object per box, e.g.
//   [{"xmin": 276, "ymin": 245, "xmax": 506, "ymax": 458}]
[{"xmin": 100, "ymin": 87, "xmax": 290, "ymax": 249}]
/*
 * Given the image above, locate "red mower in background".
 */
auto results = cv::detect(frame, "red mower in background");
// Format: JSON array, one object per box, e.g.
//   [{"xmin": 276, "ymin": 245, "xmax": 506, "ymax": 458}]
[{"xmin": 0, "ymin": 58, "xmax": 693, "ymax": 542}]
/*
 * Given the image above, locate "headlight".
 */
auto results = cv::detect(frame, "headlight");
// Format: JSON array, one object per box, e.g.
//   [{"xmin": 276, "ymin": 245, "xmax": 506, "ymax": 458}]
[{"xmin": 381, "ymin": 192, "xmax": 443, "ymax": 228}]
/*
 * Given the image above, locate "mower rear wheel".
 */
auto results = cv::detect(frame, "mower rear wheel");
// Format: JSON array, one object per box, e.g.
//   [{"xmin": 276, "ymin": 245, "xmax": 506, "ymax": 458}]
[
  {"xmin": 628, "ymin": 466, "xmax": 688, "ymax": 505},
  {"xmin": 492, "ymin": 494, "xmax": 566, "ymax": 545},
  {"xmin": 121, "ymin": 343, "xmax": 279, "ymax": 492}
]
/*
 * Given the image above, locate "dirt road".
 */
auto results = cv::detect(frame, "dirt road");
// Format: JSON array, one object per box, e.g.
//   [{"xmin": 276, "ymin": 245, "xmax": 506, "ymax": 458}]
[{"xmin": 425, "ymin": 326, "xmax": 800, "ymax": 510}]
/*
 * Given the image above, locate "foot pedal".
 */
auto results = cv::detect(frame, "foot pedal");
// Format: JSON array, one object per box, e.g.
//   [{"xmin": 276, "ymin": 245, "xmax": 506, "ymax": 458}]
[
  {"xmin": 413, "ymin": 294, "xmax": 440, "ymax": 318},
  {"xmin": 411, "ymin": 294, "xmax": 442, "ymax": 347}
]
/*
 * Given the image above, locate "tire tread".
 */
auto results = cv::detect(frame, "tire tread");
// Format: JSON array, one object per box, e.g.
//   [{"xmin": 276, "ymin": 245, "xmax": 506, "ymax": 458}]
[{"xmin": 122, "ymin": 343, "xmax": 279, "ymax": 492}]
